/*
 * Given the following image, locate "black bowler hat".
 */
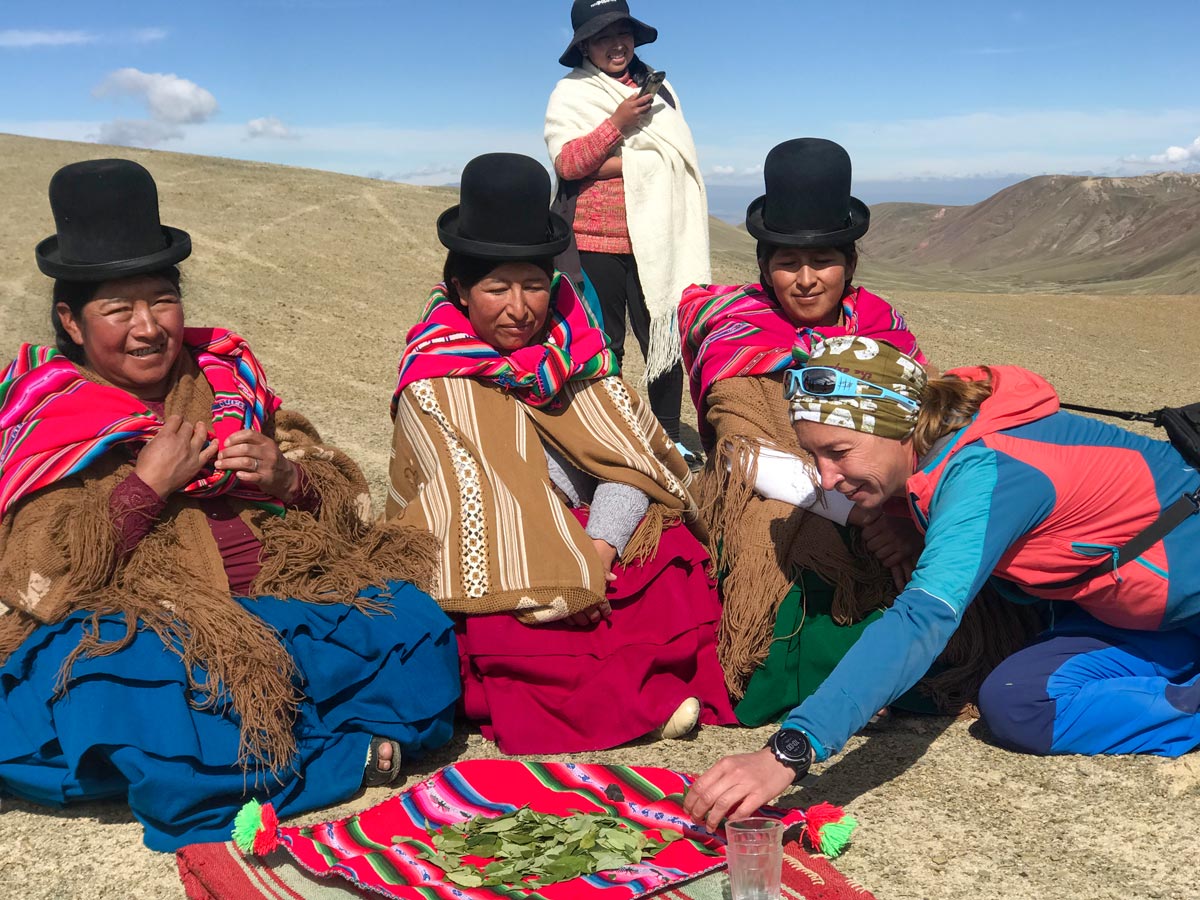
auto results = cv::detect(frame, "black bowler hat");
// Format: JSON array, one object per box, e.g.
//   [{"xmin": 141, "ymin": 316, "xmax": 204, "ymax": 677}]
[
  {"xmin": 437, "ymin": 154, "xmax": 572, "ymax": 260},
  {"xmin": 559, "ymin": 0, "xmax": 657, "ymax": 68},
  {"xmin": 745, "ymin": 139, "xmax": 870, "ymax": 247},
  {"xmin": 35, "ymin": 158, "xmax": 191, "ymax": 281}
]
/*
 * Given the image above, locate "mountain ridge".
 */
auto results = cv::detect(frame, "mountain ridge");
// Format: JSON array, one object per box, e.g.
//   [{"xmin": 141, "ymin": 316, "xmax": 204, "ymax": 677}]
[
  {"xmin": 861, "ymin": 172, "xmax": 1200, "ymax": 294},
  {"xmin": 2, "ymin": 132, "xmax": 1197, "ymax": 295}
]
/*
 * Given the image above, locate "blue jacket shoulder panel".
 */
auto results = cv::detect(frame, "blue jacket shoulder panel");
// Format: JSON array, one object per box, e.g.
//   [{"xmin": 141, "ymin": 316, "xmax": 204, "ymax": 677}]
[{"xmin": 910, "ymin": 442, "xmax": 1057, "ymax": 614}]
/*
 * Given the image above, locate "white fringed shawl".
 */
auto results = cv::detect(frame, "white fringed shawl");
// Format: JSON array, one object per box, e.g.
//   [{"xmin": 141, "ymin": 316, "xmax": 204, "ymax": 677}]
[{"xmin": 545, "ymin": 61, "xmax": 711, "ymax": 381}]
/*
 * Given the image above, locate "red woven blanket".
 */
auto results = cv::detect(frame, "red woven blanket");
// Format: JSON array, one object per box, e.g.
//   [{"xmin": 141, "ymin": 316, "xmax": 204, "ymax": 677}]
[{"xmin": 178, "ymin": 760, "xmax": 875, "ymax": 900}]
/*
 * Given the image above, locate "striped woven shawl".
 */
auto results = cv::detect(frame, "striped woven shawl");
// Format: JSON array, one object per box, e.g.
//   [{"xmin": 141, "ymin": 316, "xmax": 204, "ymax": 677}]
[
  {"xmin": 389, "ymin": 373, "xmax": 701, "ymax": 621},
  {"xmin": 678, "ymin": 283, "xmax": 925, "ymax": 448},
  {"xmin": 389, "ymin": 274, "xmax": 705, "ymax": 621},
  {"xmin": 393, "ymin": 273, "xmax": 617, "ymax": 414},
  {"xmin": 0, "ymin": 329, "xmax": 282, "ymax": 518}
]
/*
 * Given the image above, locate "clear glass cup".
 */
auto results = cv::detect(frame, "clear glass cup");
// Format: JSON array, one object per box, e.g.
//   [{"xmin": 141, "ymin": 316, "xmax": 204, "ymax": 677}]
[{"xmin": 725, "ymin": 817, "xmax": 784, "ymax": 900}]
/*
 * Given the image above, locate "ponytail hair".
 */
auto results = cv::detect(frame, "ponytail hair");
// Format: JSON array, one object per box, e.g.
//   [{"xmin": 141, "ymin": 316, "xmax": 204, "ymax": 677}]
[{"xmin": 911, "ymin": 370, "xmax": 994, "ymax": 456}]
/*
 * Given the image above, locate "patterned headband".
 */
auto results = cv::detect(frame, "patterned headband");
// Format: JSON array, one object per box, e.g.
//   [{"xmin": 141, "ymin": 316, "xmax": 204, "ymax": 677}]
[{"xmin": 787, "ymin": 336, "xmax": 926, "ymax": 439}]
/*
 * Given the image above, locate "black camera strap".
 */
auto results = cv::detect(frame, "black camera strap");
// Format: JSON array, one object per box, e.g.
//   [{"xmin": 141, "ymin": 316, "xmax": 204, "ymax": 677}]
[
  {"xmin": 1042, "ymin": 401, "xmax": 1200, "ymax": 590},
  {"xmin": 1058, "ymin": 402, "xmax": 1158, "ymax": 422}
]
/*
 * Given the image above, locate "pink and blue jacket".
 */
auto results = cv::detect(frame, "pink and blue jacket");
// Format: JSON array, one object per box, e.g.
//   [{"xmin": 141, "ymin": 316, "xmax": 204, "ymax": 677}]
[{"xmin": 783, "ymin": 366, "xmax": 1200, "ymax": 759}]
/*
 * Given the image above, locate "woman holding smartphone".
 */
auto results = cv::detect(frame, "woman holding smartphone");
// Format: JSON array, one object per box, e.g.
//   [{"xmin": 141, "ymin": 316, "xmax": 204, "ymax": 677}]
[{"xmin": 546, "ymin": 0, "xmax": 710, "ymax": 468}]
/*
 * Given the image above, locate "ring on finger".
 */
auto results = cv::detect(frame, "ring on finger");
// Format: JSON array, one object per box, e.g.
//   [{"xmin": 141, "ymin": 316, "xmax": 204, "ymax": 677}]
[{"xmin": 252, "ymin": 458, "xmax": 259, "ymax": 472}]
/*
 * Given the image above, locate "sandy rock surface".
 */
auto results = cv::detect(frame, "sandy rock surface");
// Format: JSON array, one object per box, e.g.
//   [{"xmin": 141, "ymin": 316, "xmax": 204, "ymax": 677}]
[{"xmin": 1, "ymin": 135, "xmax": 1198, "ymax": 900}]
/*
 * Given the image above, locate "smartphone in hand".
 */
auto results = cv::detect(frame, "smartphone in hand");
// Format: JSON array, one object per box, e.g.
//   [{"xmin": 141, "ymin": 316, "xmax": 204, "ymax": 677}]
[{"xmin": 638, "ymin": 70, "xmax": 666, "ymax": 99}]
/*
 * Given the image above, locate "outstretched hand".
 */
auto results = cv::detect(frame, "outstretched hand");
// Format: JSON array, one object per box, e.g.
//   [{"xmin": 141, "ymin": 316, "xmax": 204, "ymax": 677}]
[
  {"xmin": 135, "ymin": 414, "xmax": 218, "ymax": 499},
  {"xmin": 683, "ymin": 749, "xmax": 797, "ymax": 832},
  {"xmin": 214, "ymin": 429, "xmax": 299, "ymax": 500}
]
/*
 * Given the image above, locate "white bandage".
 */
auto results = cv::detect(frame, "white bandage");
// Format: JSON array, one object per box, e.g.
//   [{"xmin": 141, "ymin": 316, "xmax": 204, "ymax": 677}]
[{"xmin": 747, "ymin": 446, "xmax": 855, "ymax": 525}]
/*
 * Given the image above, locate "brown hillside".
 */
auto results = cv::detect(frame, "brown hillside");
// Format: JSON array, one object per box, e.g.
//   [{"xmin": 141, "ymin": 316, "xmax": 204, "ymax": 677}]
[
  {"xmin": 0, "ymin": 132, "xmax": 753, "ymax": 497},
  {"xmin": 862, "ymin": 173, "xmax": 1200, "ymax": 294}
]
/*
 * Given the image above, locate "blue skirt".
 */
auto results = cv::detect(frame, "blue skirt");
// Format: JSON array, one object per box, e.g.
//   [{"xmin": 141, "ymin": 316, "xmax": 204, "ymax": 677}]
[{"xmin": 0, "ymin": 580, "xmax": 460, "ymax": 852}]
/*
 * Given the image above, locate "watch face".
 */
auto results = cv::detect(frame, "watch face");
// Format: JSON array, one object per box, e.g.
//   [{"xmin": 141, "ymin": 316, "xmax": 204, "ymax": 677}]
[{"xmin": 774, "ymin": 730, "xmax": 809, "ymax": 761}]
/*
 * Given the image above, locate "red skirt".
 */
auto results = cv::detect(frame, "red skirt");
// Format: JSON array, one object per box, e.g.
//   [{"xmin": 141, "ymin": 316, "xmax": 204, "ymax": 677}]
[{"xmin": 456, "ymin": 515, "xmax": 736, "ymax": 754}]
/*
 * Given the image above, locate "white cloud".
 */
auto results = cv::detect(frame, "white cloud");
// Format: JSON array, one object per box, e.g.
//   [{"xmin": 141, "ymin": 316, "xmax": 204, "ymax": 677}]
[
  {"xmin": 129, "ymin": 27, "xmax": 169, "ymax": 44},
  {"xmin": 0, "ymin": 27, "xmax": 167, "ymax": 48},
  {"xmin": 94, "ymin": 68, "xmax": 218, "ymax": 124},
  {"xmin": 0, "ymin": 29, "xmax": 94, "ymax": 48},
  {"xmin": 1145, "ymin": 136, "xmax": 1200, "ymax": 166},
  {"xmin": 246, "ymin": 116, "xmax": 298, "ymax": 140},
  {"xmin": 95, "ymin": 119, "xmax": 184, "ymax": 147},
  {"xmin": 369, "ymin": 164, "xmax": 462, "ymax": 183},
  {"xmin": 710, "ymin": 165, "xmax": 736, "ymax": 176},
  {"xmin": 694, "ymin": 107, "xmax": 1200, "ymax": 182},
  {"xmin": 90, "ymin": 68, "xmax": 218, "ymax": 148}
]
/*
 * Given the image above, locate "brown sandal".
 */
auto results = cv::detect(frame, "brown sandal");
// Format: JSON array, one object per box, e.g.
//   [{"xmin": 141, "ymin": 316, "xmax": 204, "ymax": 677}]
[{"xmin": 362, "ymin": 736, "xmax": 402, "ymax": 788}]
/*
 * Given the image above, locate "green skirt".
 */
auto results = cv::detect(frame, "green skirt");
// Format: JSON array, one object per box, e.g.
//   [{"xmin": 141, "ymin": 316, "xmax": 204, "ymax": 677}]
[{"xmin": 735, "ymin": 570, "xmax": 938, "ymax": 726}]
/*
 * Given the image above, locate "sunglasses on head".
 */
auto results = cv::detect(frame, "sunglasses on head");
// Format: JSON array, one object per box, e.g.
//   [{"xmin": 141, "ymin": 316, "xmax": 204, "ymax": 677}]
[{"xmin": 784, "ymin": 366, "xmax": 919, "ymax": 412}]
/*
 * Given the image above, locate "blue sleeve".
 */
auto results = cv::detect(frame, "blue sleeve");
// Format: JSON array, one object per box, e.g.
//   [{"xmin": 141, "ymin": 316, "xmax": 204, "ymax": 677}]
[{"xmin": 782, "ymin": 443, "xmax": 1055, "ymax": 759}]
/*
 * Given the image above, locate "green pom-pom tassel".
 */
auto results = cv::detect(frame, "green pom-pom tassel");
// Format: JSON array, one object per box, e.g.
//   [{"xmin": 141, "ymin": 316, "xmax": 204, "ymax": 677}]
[
  {"xmin": 232, "ymin": 799, "xmax": 265, "ymax": 853},
  {"xmin": 817, "ymin": 814, "xmax": 858, "ymax": 858}
]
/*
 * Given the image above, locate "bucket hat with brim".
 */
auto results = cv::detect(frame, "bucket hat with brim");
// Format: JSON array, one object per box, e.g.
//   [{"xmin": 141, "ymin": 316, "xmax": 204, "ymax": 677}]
[{"xmin": 559, "ymin": 0, "xmax": 657, "ymax": 68}]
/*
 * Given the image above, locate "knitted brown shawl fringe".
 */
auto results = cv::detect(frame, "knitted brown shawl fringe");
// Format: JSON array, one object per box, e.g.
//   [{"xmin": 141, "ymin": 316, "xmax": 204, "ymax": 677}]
[
  {"xmin": 0, "ymin": 436, "xmax": 438, "ymax": 776},
  {"xmin": 696, "ymin": 431, "xmax": 893, "ymax": 698}
]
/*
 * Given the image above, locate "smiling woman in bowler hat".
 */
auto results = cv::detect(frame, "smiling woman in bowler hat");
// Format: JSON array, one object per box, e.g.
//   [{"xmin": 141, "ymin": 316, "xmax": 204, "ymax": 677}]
[
  {"xmin": 676, "ymin": 138, "xmax": 1038, "ymax": 728},
  {"xmin": 545, "ymin": 0, "xmax": 710, "ymax": 470},
  {"xmin": 0, "ymin": 158, "xmax": 460, "ymax": 851},
  {"xmin": 388, "ymin": 152, "xmax": 735, "ymax": 755}
]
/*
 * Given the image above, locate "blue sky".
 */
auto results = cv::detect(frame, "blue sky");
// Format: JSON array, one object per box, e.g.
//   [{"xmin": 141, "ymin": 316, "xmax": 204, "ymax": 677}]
[{"xmin": 3, "ymin": 0, "xmax": 1199, "ymax": 216}]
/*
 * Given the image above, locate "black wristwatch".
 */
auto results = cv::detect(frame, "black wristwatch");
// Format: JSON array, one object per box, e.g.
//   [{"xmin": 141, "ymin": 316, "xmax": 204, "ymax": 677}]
[{"xmin": 765, "ymin": 728, "xmax": 814, "ymax": 783}]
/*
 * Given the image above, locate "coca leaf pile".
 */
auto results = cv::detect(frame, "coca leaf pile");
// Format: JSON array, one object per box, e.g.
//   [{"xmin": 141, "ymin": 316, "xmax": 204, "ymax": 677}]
[{"xmin": 413, "ymin": 807, "xmax": 684, "ymax": 888}]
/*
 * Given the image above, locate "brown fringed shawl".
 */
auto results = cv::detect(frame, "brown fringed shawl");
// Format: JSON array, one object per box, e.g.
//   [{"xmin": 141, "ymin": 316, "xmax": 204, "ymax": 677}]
[
  {"xmin": 698, "ymin": 373, "xmax": 893, "ymax": 697},
  {"xmin": 0, "ymin": 354, "xmax": 438, "ymax": 774},
  {"xmin": 388, "ymin": 374, "xmax": 703, "ymax": 623},
  {"xmin": 698, "ymin": 373, "xmax": 1039, "ymax": 708}
]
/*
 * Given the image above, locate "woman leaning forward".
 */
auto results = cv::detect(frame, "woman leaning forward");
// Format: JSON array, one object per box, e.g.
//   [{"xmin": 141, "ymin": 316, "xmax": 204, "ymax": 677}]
[{"xmin": 686, "ymin": 337, "xmax": 1200, "ymax": 827}]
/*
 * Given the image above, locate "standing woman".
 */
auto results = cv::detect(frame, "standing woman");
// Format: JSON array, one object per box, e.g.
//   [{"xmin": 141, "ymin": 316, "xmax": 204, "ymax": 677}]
[{"xmin": 546, "ymin": 0, "xmax": 710, "ymax": 466}]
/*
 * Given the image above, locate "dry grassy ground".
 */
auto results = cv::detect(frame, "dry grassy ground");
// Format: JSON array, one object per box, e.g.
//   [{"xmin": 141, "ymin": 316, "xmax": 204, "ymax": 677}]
[{"xmin": 1, "ymin": 134, "xmax": 1199, "ymax": 900}]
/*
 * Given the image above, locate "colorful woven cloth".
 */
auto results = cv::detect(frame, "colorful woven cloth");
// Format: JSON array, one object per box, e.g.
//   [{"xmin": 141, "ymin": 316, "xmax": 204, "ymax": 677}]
[
  {"xmin": 178, "ymin": 834, "xmax": 876, "ymax": 900},
  {"xmin": 677, "ymin": 283, "xmax": 924, "ymax": 444},
  {"xmin": 219, "ymin": 760, "xmax": 862, "ymax": 900},
  {"xmin": 0, "ymin": 328, "xmax": 282, "ymax": 517},
  {"xmin": 393, "ymin": 273, "xmax": 618, "ymax": 413}
]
